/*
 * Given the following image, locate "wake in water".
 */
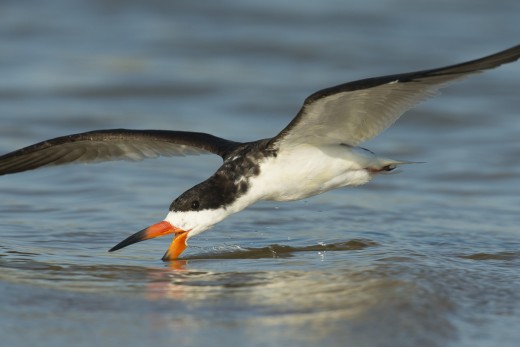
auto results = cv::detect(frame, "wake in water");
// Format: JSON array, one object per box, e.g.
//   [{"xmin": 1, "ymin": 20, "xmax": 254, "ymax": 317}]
[{"xmin": 183, "ymin": 239, "xmax": 378, "ymax": 260}]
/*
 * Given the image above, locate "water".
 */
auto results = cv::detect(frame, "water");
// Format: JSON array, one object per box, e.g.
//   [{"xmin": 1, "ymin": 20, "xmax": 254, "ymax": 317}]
[{"xmin": 1, "ymin": 0, "xmax": 519, "ymax": 346}]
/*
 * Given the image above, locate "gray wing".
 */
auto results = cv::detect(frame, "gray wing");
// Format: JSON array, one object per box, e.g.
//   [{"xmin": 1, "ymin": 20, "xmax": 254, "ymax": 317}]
[
  {"xmin": 271, "ymin": 44, "xmax": 520, "ymax": 149},
  {"xmin": 0, "ymin": 129, "xmax": 240, "ymax": 175}
]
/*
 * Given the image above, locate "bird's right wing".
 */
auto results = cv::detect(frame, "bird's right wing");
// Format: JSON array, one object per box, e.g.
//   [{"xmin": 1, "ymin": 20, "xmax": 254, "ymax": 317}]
[{"xmin": 0, "ymin": 129, "xmax": 240, "ymax": 175}]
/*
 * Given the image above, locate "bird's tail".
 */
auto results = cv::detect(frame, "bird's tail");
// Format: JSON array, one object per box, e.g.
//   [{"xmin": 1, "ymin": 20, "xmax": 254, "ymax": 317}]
[{"xmin": 369, "ymin": 158, "xmax": 424, "ymax": 174}]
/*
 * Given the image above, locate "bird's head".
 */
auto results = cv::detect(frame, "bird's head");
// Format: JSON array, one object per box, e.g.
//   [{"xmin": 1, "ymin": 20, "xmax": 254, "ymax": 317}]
[{"xmin": 108, "ymin": 177, "xmax": 237, "ymax": 260}]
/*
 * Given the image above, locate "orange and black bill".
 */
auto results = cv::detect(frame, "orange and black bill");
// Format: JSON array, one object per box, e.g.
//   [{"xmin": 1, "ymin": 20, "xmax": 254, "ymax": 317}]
[{"xmin": 108, "ymin": 221, "xmax": 189, "ymax": 261}]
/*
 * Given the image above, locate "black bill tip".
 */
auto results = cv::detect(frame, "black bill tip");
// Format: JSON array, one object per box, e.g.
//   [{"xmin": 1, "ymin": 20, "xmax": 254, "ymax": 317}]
[{"xmin": 108, "ymin": 228, "xmax": 148, "ymax": 252}]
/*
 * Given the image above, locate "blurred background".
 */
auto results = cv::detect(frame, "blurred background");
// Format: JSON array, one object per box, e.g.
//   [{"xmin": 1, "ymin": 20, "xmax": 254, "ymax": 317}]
[{"xmin": 0, "ymin": 1, "xmax": 519, "ymax": 347}]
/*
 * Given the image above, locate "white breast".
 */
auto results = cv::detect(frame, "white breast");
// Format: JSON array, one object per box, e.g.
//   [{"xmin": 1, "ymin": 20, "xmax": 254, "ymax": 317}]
[{"xmin": 246, "ymin": 144, "xmax": 378, "ymax": 202}]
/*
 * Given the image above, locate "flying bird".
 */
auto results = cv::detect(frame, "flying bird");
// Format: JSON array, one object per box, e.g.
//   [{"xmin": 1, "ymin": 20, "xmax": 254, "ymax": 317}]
[{"xmin": 1, "ymin": 45, "xmax": 519, "ymax": 261}]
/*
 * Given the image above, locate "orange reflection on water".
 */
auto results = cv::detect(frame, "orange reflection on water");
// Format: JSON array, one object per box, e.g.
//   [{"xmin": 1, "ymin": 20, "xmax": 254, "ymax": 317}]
[{"xmin": 145, "ymin": 260, "xmax": 189, "ymax": 301}]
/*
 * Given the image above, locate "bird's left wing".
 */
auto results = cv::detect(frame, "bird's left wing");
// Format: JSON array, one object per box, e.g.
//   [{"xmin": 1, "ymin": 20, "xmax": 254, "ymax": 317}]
[
  {"xmin": 0, "ymin": 129, "xmax": 240, "ymax": 175},
  {"xmin": 271, "ymin": 44, "xmax": 520, "ymax": 149}
]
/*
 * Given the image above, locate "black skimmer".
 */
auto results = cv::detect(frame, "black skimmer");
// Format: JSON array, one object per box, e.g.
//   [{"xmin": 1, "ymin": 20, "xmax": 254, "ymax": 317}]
[{"xmin": 1, "ymin": 45, "xmax": 519, "ymax": 261}]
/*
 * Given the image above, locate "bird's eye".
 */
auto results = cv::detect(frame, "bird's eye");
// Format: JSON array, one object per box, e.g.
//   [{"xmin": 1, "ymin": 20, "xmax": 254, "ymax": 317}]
[{"xmin": 191, "ymin": 200, "xmax": 200, "ymax": 209}]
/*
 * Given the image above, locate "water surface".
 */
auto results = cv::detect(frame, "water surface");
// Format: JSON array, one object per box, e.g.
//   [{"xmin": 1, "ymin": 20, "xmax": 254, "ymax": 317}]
[{"xmin": 1, "ymin": 1, "xmax": 519, "ymax": 346}]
